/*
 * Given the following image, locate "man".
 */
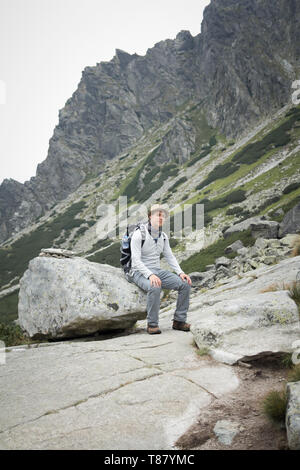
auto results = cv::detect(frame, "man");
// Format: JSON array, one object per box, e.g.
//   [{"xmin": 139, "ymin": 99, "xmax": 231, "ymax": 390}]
[{"xmin": 127, "ymin": 204, "xmax": 192, "ymax": 334}]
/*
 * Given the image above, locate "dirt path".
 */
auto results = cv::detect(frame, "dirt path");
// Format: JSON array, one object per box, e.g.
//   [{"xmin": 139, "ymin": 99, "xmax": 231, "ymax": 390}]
[{"xmin": 175, "ymin": 355, "xmax": 290, "ymax": 450}]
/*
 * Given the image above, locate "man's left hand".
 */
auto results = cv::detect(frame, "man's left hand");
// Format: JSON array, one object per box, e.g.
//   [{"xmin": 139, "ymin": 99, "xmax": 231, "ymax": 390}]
[{"xmin": 179, "ymin": 272, "xmax": 192, "ymax": 285}]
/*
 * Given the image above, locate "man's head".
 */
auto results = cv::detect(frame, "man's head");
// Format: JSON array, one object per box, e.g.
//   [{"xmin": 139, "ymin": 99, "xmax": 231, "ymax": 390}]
[{"xmin": 148, "ymin": 204, "xmax": 169, "ymax": 229}]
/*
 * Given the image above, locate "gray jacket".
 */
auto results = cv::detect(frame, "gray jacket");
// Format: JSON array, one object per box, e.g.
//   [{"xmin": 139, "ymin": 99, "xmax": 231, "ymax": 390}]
[{"xmin": 130, "ymin": 223, "xmax": 183, "ymax": 279}]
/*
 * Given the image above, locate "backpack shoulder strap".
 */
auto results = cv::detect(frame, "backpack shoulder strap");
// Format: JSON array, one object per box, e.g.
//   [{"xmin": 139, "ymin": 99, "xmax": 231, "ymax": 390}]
[
  {"xmin": 140, "ymin": 223, "xmax": 147, "ymax": 247},
  {"xmin": 161, "ymin": 231, "xmax": 167, "ymax": 242},
  {"xmin": 130, "ymin": 223, "xmax": 146, "ymax": 247}
]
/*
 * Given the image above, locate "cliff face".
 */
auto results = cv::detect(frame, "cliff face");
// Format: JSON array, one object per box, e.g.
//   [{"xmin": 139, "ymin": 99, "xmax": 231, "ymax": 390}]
[
  {"xmin": 198, "ymin": 0, "xmax": 300, "ymax": 132},
  {"xmin": 1, "ymin": 0, "xmax": 300, "ymax": 243}
]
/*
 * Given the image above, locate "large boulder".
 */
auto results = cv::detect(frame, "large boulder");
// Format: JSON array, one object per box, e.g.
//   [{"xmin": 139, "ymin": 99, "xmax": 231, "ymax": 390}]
[
  {"xmin": 223, "ymin": 216, "xmax": 264, "ymax": 238},
  {"xmin": 249, "ymin": 220, "xmax": 279, "ymax": 239},
  {"xmin": 279, "ymin": 201, "xmax": 300, "ymax": 238},
  {"xmin": 189, "ymin": 256, "xmax": 300, "ymax": 364},
  {"xmin": 286, "ymin": 381, "xmax": 300, "ymax": 450},
  {"xmin": 191, "ymin": 290, "xmax": 300, "ymax": 365},
  {"xmin": 224, "ymin": 240, "xmax": 244, "ymax": 254},
  {"xmin": 223, "ymin": 216, "xmax": 279, "ymax": 240},
  {"xmin": 18, "ymin": 256, "xmax": 147, "ymax": 339}
]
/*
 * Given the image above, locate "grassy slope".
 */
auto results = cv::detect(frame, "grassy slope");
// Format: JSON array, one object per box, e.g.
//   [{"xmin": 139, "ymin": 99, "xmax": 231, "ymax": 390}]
[{"xmin": 1, "ymin": 104, "xmax": 300, "ymax": 325}]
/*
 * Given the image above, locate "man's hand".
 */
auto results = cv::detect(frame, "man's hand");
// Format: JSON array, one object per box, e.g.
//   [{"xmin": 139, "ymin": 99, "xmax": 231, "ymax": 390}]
[
  {"xmin": 179, "ymin": 272, "xmax": 192, "ymax": 285},
  {"xmin": 149, "ymin": 274, "xmax": 162, "ymax": 287}
]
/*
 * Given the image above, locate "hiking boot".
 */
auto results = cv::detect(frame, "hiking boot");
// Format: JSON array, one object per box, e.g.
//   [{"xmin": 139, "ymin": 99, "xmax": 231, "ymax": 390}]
[
  {"xmin": 147, "ymin": 325, "xmax": 161, "ymax": 334},
  {"xmin": 172, "ymin": 320, "xmax": 191, "ymax": 332}
]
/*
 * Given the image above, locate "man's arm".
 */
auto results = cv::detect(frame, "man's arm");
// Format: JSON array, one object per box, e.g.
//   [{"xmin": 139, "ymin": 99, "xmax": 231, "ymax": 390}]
[
  {"xmin": 131, "ymin": 230, "xmax": 153, "ymax": 279},
  {"xmin": 162, "ymin": 235, "xmax": 183, "ymax": 275}
]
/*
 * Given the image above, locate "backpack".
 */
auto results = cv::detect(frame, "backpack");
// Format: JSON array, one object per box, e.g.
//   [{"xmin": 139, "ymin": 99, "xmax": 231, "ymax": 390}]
[{"xmin": 120, "ymin": 221, "xmax": 166, "ymax": 274}]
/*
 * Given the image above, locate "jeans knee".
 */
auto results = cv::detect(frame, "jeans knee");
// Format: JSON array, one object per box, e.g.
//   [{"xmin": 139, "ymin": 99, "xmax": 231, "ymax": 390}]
[
  {"xmin": 180, "ymin": 281, "xmax": 191, "ymax": 291},
  {"xmin": 148, "ymin": 285, "xmax": 162, "ymax": 294}
]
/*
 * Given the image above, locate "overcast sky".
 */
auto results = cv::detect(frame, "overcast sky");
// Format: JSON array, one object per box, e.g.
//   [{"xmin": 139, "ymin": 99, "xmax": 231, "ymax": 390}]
[{"xmin": 0, "ymin": 0, "xmax": 210, "ymax": 185}]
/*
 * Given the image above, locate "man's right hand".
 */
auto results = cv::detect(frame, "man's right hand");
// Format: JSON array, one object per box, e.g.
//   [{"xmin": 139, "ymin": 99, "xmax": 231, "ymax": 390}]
[{"xmin": 149, "ymin": 274, "xmax": 162, "ymax": 287}]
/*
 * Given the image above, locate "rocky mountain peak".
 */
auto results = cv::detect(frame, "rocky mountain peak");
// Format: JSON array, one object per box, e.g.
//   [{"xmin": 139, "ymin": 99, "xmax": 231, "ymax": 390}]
[{"xmin": 0, "ymin": 0, "xmax": 299, "ymax": 243}]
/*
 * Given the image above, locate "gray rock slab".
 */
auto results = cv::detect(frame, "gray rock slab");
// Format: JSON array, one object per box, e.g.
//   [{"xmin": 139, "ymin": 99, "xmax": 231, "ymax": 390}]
[
  {"xmin": 223, "ymin": 217, "xmax": 264, "ymax": 238},
  {"xmin": 224, "ymin": 240, "xmax": 244, "ymax": 254},
  {"xmin": 250, "ymin": 220, "xmax": 279, "ymax": 239},
  {"xmin": 0, "ymin": 329, "xmax": 240, "ymax": 450},
  {"xmin": 279, "ymin": 201, "xmax": 300, "ymax": 238},
  {"xmin": 286, "ymin": 381, "xmax": 300, "ymax": 450},
  {"xmin": 190, "ymin": 290, "xmax": 300, "ymax": 365}
]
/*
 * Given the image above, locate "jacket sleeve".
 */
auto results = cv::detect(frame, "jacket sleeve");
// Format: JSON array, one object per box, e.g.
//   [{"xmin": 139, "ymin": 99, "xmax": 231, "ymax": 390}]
[
  {"xmin": 162, "ymin": 235, "xmax": 184, "ymax": 275},
  {"xmin": 131, "ymin": 230, "xmax": 153, "ymax": 279}
]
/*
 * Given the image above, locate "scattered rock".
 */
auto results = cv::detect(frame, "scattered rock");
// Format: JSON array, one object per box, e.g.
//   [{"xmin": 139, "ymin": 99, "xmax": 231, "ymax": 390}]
[
  {"xmin": 279, "ymin": 201, "xmax": 300, "ymax": 238},
  {"xmin": 189, "ymin": 272, "xmax": 206, "ymax": 282},
  {"xmin": 236, "ymin": 247, "xmax": 248, "ymax": 256},
  {"xmin": 224, "ymin": 240, "xmax": 244, "ymax": 254},
  {"xmin": 254, "ymin": 238, "xmax": 269, "ymax": 250},
  {"xmin": 286, "ymin": 380, "xmax": 300, "ymax": 450},
  {"xmin": 250, "ymin": 220, "xmax": 279, "ymax": 239},
  {"xmin": 39, "ymin": 248, "xmax": 76, "ymax": 258},
  {"xmin": 215, "ymin": 266, "xmax": 231, "ymax": 280},
  {"xmin": 215, "ymin": 256, "xmax": 231, "ymax": 268},
  {"xmin": 223, "ymin": 217, "xmax": 264, "ymax": 238},
  {"xmin": 213, "ymin": 420, "xmax": 240, "ymax": 445},
  {"xmin": 205, "ymin": 264, "xmax": 216, "ymax": 271}
]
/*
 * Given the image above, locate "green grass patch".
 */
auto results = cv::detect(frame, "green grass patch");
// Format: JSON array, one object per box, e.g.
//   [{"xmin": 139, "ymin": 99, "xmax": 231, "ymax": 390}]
[
  {"xmin": 268, "ymin": 193, "xmax": 300, "ymax": 222},
  {"xmin": 232, "ymin": 107, "xmax": 300, "ymax": 166},
  {"xmin": 84, "ymin": 237, "xmax": 113, "ymax": 256},
  {"xmin": 196, "ymin": 161, "xmax": 240, "ymax": 191},
  {"xmin": 280, "ymin": 353, "xmax": 294, "ymax": 369},
  {"xmin": 186, "ymin": 108, "xmax": 217, "ymax": 152},
  {"xmin": 176, "ymin": 189, "xmax": 247, "ymax": 227},
  {"xmin": 288, "ymin": 282, "xmax": 300, "ymax": 317},
  {"xmin": 120, "ymin": 147, "xmax": 159, "ymax": 201},
  {"xmin": 167, "ymin": 176, "xmax": 188, "ymax": 193},
  {"xmin": 134, "ymin": 163, "xmax": 179, "ymax": 204},
  {"xmin": 204, "ymin": 189, "xmax": 247, "ymax": 213},
  {"xmin": 287, "ymin": 364, "xmax": 300, "ymax": 382},
  {"xmin": 0, "ymin": 321, "xmax": 32, "ymax": 347},
  {"xmin": 120, "ymin": 144, "xmax": 180, "ymax": 204},
  {"xmin": 88, "ymin": 242, "xmax": 121, "ymax": 267},
  {"xmin": 186, "ymin": 147, "xmax": 211, "ymax": 167},
  {"xmin": 0, "ymin": 201, "xmax": 87, "ymax": 288},
  {"xmin": 262, "ymin": 389, "xmax": 287, "ymax": 424},
  {"xmin": 180, "ymin": 229, "xmax": 255, "ymax": 274},
  {"xmin": 283, "ymin": 182, "xmax": 300, "ymax": 194},
  {"xmin": 0, "ymin": 291, "xmax": 19, "ymax": 324}
]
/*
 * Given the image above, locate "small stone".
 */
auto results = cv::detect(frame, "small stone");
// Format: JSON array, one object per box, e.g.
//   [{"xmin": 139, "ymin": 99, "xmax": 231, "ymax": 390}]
[
  {"xmin": 213, "ymin": 420, "xmax": 240, "ymax": 445},
  {"xmin": 215, "ymin": 257, "xmax": 231, "ymax": 268}
]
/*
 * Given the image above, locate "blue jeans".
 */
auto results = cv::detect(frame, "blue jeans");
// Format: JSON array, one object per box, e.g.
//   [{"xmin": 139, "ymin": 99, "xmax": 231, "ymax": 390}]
[{"xmin": 127, "ymin": 268, "xmax": 191, "ymax": 327}]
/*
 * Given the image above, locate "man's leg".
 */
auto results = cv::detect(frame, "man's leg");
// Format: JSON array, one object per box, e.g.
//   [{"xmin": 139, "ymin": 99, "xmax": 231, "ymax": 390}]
[
  {"xmin": 130, "ymin": 270, "xmax": 162, "ymax": 328},
  {"xmin": 156, "ymin": 269, "xmax": 191, "ymax": 324}
]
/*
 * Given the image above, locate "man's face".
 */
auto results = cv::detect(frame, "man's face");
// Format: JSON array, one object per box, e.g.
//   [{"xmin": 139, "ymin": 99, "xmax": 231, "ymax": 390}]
[{"xmin": 150, "ymin": 210, "xmax": 166, "ymax": 228}]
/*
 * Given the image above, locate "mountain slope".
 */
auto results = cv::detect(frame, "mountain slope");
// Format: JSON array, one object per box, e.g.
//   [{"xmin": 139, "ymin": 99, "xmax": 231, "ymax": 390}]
[
  {"xmin": 0, "ymin": 0, "xmax": 299, "ymax": 243},
  {"xmin": 1, "ymin": 99, "xmax": 300, "ymax": 324}
]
